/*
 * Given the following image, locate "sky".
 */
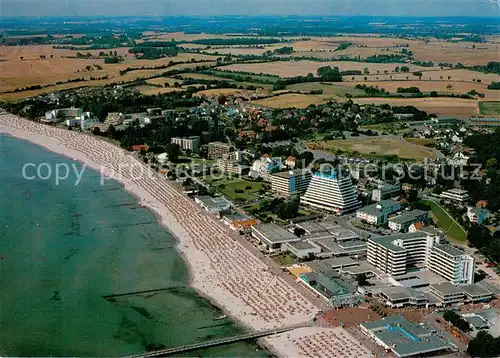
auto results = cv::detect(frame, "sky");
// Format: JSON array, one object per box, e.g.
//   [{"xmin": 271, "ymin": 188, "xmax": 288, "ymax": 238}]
[{"xmin": 1, "ymin": 0, "xmax": 500, "ymax": 17}]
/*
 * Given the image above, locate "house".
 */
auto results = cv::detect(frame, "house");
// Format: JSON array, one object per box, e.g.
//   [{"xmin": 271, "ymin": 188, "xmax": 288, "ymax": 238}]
[
  {"xmin": 388, "ymin": 210, "xmax": 428, "ymax": 232},
  {"xmin": 249, "ymin": 156, "xmax": 283, "ymax": 180},
  {"xmin": 131, "ymin": 144, "xmax": 149, "ymax": 152},
  {"xmin": 448, "ymin": 152, "xmax": 469, "ymax": 166},
  {"xmin": 285, "ymin": 156, "xmax": 297, "ymax": 169},
  {"xmin": 440, "ymin": 188, "xmax": 469, "ymax": 203},
  {"xmin": 356, "ymin": 199, "xmax": 402, "ymax": 226},
  {"xmin": 467, "ymin": 206, "xmax": 490, "ymax": 225}
]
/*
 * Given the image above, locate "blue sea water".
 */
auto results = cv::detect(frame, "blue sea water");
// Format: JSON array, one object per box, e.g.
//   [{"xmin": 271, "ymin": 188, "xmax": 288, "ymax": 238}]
[{"xmin": 0, "ymin": 134, "xmax": 270, "ymax": 357}]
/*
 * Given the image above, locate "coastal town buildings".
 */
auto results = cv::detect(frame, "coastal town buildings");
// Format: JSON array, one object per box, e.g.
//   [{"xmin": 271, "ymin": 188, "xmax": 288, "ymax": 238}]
[
  {"xmin": 249, "ymin": 155, "xmax": 284, "ymax": 180},
  {"xmin": 469, "ymin": 116, "xmax": 500, "ymax": 127},
  {"xmin": 251, "ymin": 223, "xmax": 300, "ymax": 252},
  {"xmin": 269, "ymin": 169, "xmax": 312, "ymax": 197},
  {"xmin": 216, "ymin": 151, "xmax": 248, "ymax": 174},
  {"xmin": 208, "ymin": 141, "xmax": 233, "ymax": 159},
  {"xmin": 360, "ymin": 315, "xmax": 452, "ymax": 357},
  {"xmin": 372, "ymin": 183, "xmax": 401, "ymax": 202},
  {"xmin": 440, "ymin": 188, "xmax": 469, "ymax": 203},
  {"xmin": 388, "ymin": 210, "xmax": 428, "ymax": 232},
  {"xmin": 194, "ymin": 195, "xmax": 232, "ymax": 213},
  {"xmin": 356, "ymin": 199, "xmax": 402, "ymax": 226},
  {"xmin": 301, "ymin": 172, "xmax": 361, "ymax": 214},
  {"xmin": 367, "ymin": 231, "xmax": 443, "ymax": 276},
  {"xmin": 427, "ymin": 244, "xmax": 474, "ymax": 285},
  {"xmin": 171, "ymin": 136, "xmax": 200, "ymax": 151},
  {"xmin": 466, "ymin": 206, "xmax": 490, "ymax": 224}
]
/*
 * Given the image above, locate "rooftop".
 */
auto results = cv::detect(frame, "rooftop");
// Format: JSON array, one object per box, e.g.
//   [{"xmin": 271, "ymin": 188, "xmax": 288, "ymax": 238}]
[
  {"xmin": 362, "ymin": 315, "xmax": 450, "ymax": 357},
  {"xmin": 443, "ymin": 188, "xmax": 468, "ymax": 195},
  {"xmin": 430, "ymin": 282, "xmax": 464, "ymax": 296},
  {"xmin": 252, "ymin": 223, "xmax": 299, "ymax": 244},
  {"xmin": 460, "ymin": 284, "xmax": 492, "ymax": 298},
  {"xmin": 432, "ymin": 244, "xmax": 465, "ymax": 258},
  {"xmin": 271, "ymin": 168, "xmax": 310, "ymax": 179},
  {"xmin": 296, "ymin": 221, "xmax": 328, "ymax": 235},
  {"xmin": 379, "ymin": 286, "xmax": 427, "ymax": 302},
  {"xmin": 369, "ymin": 231, "xmax": 431, "ymax": 253},
  {"xmin": 288, "ymin": 240, "xmax": 318, "ymax": 251},
  {"xmin": 389, "ymin": 210, "xmax": 428, "ymax": 225},
  {"xmin": 196, "ymin": 195, "xmax": 231, "ymax": 208}
]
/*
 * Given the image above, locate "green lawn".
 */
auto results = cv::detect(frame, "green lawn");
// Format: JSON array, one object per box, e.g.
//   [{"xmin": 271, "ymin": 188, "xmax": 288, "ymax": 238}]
[
  {"xmin": 420, "ymin": 200, "xmax": 467, "ymax": 242},
  {"xmin": 203, "ymin": 175, "xmax": 265, "ymax": 201},
  {"xmin": 479, "ymin": 101, "xmax": 500, "ymax": 115}
]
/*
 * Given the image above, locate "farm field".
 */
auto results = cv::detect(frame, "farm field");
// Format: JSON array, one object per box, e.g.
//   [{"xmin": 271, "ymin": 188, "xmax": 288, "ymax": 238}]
[
  {"xmin": 352, "ymin": 97, "xmax": 479, "ymax": 116},
  {"xmin": 420, "ymin": 200, "xmax": 467, "ymax": 242},
  {"xmin": 306, "ymin": 137, "xmax": 441, "ymax": 161},
  {"xmin": 405, "ymin": 138, "xmax": 436, "ymax": 146},
  {"xmin": 194, "ymin": 88, "xmax": 254, "ymax": 98},
  {"xmin": 252, "ymin": 93, "xmax": 333, "ymax": 108},
  {"xmin": 479, "ymin": 101, "xmax": 500, "ymax": 115},
  {"xmin": 285, "ymin": 82, "xmax": 364, "ymax": 97},
  {"xmin": 334, "ymin": 80, "xmax": 499, "ymax": 100},
  {"xmin": 220, "ymin": 60, "xmax": 432, "ymax": 77},
  {"xmin": 0, "ymin": 59, "xmax": 218, "ymax": 101}
]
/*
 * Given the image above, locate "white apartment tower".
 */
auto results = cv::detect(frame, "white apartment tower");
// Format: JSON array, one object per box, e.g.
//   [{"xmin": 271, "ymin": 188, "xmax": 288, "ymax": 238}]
[
  {"xmin": 367, "ymin": 231, "xmax": 443, "ymax": 276},
  {"xmin": 300, "ymin": 172, "xmax": 361, "ymax": 214},
  {"xmin": 428, "ymin": 244, "xmax": 474, "ymax": 285}
]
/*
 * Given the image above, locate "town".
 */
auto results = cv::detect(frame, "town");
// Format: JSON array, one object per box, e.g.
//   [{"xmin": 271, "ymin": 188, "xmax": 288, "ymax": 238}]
[{"xmin": 4, "ymin": 81, "xmax": 500, "ymax": 357}]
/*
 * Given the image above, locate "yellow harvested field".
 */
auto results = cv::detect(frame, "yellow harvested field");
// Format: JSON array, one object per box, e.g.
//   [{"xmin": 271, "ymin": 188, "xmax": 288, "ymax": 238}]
[
  {"xmin": 307, "ymin": 137, "xmax": 440, "ymax": 161},
  {"xmin": 353, "ymin": 97, "xmax": 480, "ymax": 116},
  {"xmin": 334, "ymin": 81, "xmax": 500, "ymax": 100},
  {"xmin": 0, "ymin": 61, "xmax": 216, "ymax": 101},
  {"xmin": 221, "ymin": 60, "xmax": 432, "ymax": 77},
  {"xmin": 135, "ymin": 85, "xmax": 184, "ymax": 95},
  {"xmin": 194, "ymin": 88, "xmax": 253, "ymax": 98},
  {"xmin": 252, "ymin": 93, "xmax": 333, "ymax": 108},
  {"xmin": 146, "ymin": 77, "xmax": 183, "ymax": 87},
  {"xmin": 0, "ymin": 45, "xmax": 131, "ymax": 60}
]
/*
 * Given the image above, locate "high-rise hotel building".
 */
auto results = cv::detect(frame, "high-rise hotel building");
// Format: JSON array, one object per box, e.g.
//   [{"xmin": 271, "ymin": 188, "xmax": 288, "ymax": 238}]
[{"xmin": 300, "ymin": 172, "xmax": 361, "ymax": 214}]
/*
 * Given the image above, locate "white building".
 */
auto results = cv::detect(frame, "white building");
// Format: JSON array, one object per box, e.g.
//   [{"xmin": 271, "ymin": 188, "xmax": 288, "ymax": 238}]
[
  {"xmin": 356, "ymin": 199, "xmax": 402, "ymax": 226},
  {"xmin": 194, "ymin": 196, "xmax": 231, "ymax": 214},
  {"xmin": 269, "ymin": 169, "xmax": 312, "ymax": 197},
  {"xmin": 372, "ymin": 183, "xmax": 401, "ymax": 202},
  {"xmin": 427, "ymin": 244, "xmax": 474, "ymax": 285},
  {"xmin": 301, "ymin": 172, "xmax": 361, "ymax": 214},
  {"xmin": 251, "ymin": 223, "xmax": 300, "ymax": 252},
  {"xmin": 388, "ymin": 210, "xmax": 429, "ymax": 232},
  {"xmin": 367, "ymin": 231, "xmax": 443, "ymax": 276},
  {"xmin": 440, "ymin": 189, "xmax": 469, "ymax": 203},
  {"xmin": 249, "ymin": 156, "xmax": 283, "ymax": 180},
  {"xmin": 448, "ymin": 153, "xmax": 470, "ymax": 166},
  {"xmin": 217, "ymin": 151, "xmax": 248, "ymax": 175},
  {"xmin": 171, "ymin": 136, "xmax": 200, "ymax": 151}
]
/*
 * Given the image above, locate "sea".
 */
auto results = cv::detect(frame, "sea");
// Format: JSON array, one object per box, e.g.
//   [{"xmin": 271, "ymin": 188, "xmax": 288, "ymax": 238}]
[{"xmin": 0, "ymin": 134, "xmax": 271, "ymax": 357}]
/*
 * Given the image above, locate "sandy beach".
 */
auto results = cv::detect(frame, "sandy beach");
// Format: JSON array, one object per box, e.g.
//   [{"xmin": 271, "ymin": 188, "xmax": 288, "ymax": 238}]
[{"xmin": 0, "ymin": 112, "xmax": 330, "ymax": 351}]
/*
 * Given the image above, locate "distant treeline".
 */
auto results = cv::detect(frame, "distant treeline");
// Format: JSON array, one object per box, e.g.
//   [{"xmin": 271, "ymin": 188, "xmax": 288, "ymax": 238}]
[{"xmin": 190, "ymin": 38, "xmax": 286, "ymax": 46}]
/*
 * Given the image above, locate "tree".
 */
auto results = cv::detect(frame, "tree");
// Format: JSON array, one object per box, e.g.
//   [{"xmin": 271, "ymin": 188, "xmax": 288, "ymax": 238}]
[
  {"xmin": 363, "ymin": 67, "xmax": 369, "ymax": 75},
  {"xmin": 167, "ymin": 143, "xmax": 180, "ymax": 162},
  {"xmin": 486, "ymin": 158, "xmax": 498, "ymax": 170},
  {"xmin": 395, "ymin": 66, "xmax": 400, "ymax": 73},
  {"xmin": 356, "ymin": 273, "xmax": 369, "ymax": 286},
  {"xmin": 294, "ymin": 227, "xmax": 306, "ymax": 237},
  {"xmin": 467, "ymin": 331, "xmax": 500, "ymax": 357},
  {"xmin": 430, "ymin": 91, "xmax": 438, "ymax": 97},
  {"xmin": 92, "ymin": 127, "xmax": 101, "ymax": 136}
]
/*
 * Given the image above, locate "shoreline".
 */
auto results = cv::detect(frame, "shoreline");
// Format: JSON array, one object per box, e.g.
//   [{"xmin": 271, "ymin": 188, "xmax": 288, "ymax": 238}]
[{"xmin": 0, "ymin": 112, "xmax": 321, "ymax": 354}]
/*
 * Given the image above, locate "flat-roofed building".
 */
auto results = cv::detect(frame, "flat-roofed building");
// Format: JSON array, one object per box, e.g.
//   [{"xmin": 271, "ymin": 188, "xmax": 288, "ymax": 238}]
[
  {"xmin": 460, "ymin": 284, "xmax": 493, "ymax": 303},
  {"xmin": 301, "ymin": 172, "xmax": 361, "ymax": 214},
  {"xmin": 379, "ymin": 287, "xmax": 428, "ymax": 308},
  {"xmin": 429, "ymin": 282, "xmax": 465, "ymax": 306},
  {"xmin": 208, "ymin": 141, "xmax": 233, "ymax": 159},
  {"xmin": 428, "ymin": 244, "xmax": 474, "ymax": 285},
  {"xmin": 284, "ymin": 240, "xmax": 322, "ymax": 259},
  {"xmin": 194, "ymin": 196, "xmax": 232, "ymax": 214},
  {"xmin": 360, "ymin": 315, "xmax": 451, "ymax": 357},
  {"xmin": 388, "ymin": 210, "xmax": 428, "ymax": 232},
  {"xmin": 171, "ymin": 136, "xmax": 200, "ymax": 151},
  {"xmin": 470, "ymin": 116, "xmax": 500, "ymax": 127},
  {"xmin": 221, "ymin": 212, "xmax": 258, "ymax": 231},
  {"xmin": 372, "ymin": 183, "xmax": 401, "ymax": 202},
  {"xmin": 356, "ymin": 199, "xmax": 402, "ymax": 226},
  {"xmin": 367, "ymin": 231, "xmax": 442, "ymax": 276},
  {"xmin": 251, "ymin": 223, "xmax": 300, "ymax": 252},
  {"xmin": 269, "ymin": 169, "xmax": 312, "ymax": 197},
  {"xmin": 440, "ymin": 188, "xmax": 469, "ymax": 203}
]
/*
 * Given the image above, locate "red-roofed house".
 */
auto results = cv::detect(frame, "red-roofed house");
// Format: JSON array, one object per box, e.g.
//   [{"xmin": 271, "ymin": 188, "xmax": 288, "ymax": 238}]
[
  {"xmin": 476, "ymin": 200, "xmax": 488, "ymax": 208},
  {"xmin": 132, "ymin": 144, "xmax": 149, "ymax": 152},
  {"xmin": 285, "ymin": 156, "xmax": 297, "ymax": 169}
]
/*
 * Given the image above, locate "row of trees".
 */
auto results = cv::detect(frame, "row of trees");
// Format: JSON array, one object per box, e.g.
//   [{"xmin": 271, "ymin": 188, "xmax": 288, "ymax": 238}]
[{"xmin": 442, "ymin": 310, "xmax": 471, "ymax": 333}]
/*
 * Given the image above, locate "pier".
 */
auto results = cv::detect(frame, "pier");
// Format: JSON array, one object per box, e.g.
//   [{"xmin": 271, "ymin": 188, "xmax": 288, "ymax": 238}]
[{"xmin": 126, "ymin": 324, "xmax": 308, "ymax": 357}]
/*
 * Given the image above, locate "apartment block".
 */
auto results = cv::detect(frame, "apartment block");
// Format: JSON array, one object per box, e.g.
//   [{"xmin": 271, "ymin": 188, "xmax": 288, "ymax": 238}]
[
  {"xmin": 171, "ymin": 136, "xmax": 200, "ymax": 151},
  {"xmin": 208, "ymin": 141, "xmax": 233, "ymax": 159},
  {"xmin": 269, "ymin": 169, "xmax": 312, "ymax": 197},
  {"xmin": 301, "ymin": 172, "xmax": 361, "ymax": 214},
  {"xmin": 428, "ymin": 244, "xmax": 474, "ymax": 285},
  {"xmin": 356, "ymin": 199, "xmax": 402, "ymax": 226}
]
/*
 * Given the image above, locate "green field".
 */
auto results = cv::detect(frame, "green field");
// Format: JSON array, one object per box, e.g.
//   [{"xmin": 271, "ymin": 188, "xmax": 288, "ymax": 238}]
[
  {"xmin": 479, "ymin": 101, "xmax": 500, "ymax": 115},
  {"xmin": 421, "ymin": 200, "xmax": 467, "ymax": 242},
  {"xmin": 203, "ymin": 175, "xmax": 265, "ymax": 201}
]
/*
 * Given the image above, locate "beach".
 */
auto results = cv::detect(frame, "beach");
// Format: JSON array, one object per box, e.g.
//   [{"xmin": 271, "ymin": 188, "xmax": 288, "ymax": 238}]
[{"xmin": 0, "ymin": 112, "xmax": 325, "ymax": 351}]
